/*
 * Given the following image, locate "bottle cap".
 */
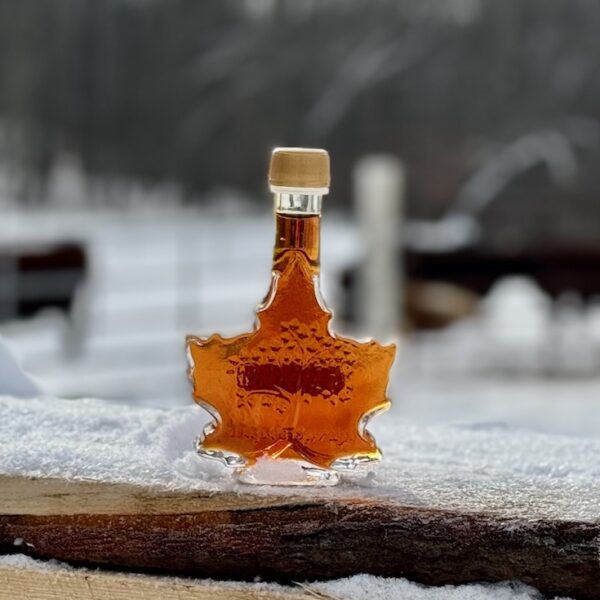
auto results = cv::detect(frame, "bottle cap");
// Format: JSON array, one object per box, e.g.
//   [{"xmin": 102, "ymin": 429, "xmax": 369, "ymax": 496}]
[{"xmin": 269, "ymin": 147, "xmax": 330, "ymax": 191}]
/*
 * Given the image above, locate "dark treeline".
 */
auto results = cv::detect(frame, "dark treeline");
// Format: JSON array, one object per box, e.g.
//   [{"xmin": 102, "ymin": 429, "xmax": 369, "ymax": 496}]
[{"xmin": 1, "ymin": 0, "xmax": 600, "ymax": 233}]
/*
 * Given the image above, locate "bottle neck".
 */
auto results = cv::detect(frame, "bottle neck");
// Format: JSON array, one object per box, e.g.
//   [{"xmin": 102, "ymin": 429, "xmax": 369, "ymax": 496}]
[
  {"xmin": 273, "ymin": 192, "xmax": 323, "ymax": 273},
  {"xmin": 274, "ymin": 191, "xmax": 322, "ymax": 215}
]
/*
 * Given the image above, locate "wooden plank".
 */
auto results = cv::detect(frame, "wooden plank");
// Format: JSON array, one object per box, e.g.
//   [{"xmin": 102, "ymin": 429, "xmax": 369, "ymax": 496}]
[
  {"xmin": 1, "ymin": 475, "xmax": 599, "ymax": 599},
  {"xmin": 0, "ymin": 476, "xmax": 312, "ymax": 515},
  {"xmin": 0, "ymin": 564, "xmax": 305, "ymax": 600}
]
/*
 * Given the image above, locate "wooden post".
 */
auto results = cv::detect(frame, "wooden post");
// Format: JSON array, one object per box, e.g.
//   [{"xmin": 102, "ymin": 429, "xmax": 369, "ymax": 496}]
[{"xmin": 354, "ymin": 155, "xmax": 404, "ymax": 340}]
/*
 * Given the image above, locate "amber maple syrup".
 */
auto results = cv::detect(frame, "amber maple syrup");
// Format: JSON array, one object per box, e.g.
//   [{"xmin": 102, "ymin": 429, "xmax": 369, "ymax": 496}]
[{"xmin": 187, "ymin": 148, "xmax": 395, "ymax": 485}]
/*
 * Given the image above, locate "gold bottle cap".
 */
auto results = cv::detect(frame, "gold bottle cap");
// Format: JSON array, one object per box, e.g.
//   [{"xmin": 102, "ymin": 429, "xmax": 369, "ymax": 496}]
[{"xmin": 269, "ymin": 147, "xmax": 330, "ymax": 191}]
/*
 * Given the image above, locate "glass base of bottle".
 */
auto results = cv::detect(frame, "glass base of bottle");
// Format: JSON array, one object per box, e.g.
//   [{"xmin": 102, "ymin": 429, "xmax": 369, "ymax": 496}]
[
  {"xmin": 195, "ymin": 438, "xmax": 379, "ymax": 486},
  {"xmin": 236, "ymin": 457, "xmax": 339, "ymax": 486}
]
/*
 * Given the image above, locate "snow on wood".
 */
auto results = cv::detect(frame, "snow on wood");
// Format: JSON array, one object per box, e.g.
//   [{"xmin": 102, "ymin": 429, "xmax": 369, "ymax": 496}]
[{"xmin": 0, "ymin": 395, "xmax": 599, "ymax": 599}]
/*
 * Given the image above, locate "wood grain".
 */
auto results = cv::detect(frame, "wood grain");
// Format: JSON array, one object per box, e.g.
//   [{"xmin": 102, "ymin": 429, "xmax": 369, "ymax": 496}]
[
  {"xmin": 0, "ymin": 565, "xmax": 305, "ymax": 600},
  {"xmin": 0, "ymin": 475, "xmax": 599, "ymax": 600}
]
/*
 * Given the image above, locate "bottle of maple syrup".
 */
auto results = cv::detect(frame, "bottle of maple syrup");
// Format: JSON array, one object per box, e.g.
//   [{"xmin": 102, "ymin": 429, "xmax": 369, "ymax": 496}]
[{"xmin": 187, "ymin": 148, "xmax": 396, "ymax": 485}]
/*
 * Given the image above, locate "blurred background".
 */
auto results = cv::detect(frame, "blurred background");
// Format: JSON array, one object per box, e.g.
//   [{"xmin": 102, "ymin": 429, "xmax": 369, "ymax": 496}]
[{"xmin": 1, "ymin": 0, "xmax": 600, "ymax": 437}]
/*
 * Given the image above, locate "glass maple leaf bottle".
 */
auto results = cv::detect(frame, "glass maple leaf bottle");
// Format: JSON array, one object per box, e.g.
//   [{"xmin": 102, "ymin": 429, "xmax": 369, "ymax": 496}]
[{"xmin": 187, "ymin": 148, "xmax": 396, "ymax": 485}]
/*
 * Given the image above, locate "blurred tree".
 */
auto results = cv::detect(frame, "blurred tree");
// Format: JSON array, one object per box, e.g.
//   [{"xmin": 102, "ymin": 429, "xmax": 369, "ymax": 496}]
[{"xmin": 0, "ymin": 0, "xmax": 599, "ymax": 244}]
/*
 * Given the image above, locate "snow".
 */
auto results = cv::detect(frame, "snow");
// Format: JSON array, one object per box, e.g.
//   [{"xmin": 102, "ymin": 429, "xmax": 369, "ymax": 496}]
[
  {"xmin": 317, "ymin": 575, "xmax": 554, "ymax": 600},
  {"xmin": 0, "ymin": 337, "xmax": 40, "ymax": 398},
  {"xmin": 404, "ymin": 276, "xmax": 600, "ymax": 379},
  {"xmin": 0, "ymin": 554, "xmax": 567, "ymax": 600},
  {"xmin": 1, "ymin": 395, "xmax": 599, "ymax": 523},
  {"xmin": 387, "ymin": 276, "xmax": 600, "ymax": 438},
  {"xmin": 0, "ymin": 554, "xmax": 69, "ymax": 571}
]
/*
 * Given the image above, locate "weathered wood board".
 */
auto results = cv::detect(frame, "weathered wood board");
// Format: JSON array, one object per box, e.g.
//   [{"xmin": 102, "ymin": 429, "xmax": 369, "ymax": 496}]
[
  {"xmin": 1, "ymin": 475, "xmax": 599, "ymax": 600},
  {"xmin": 0, "ymin": 562, "xmax": 304, "ymax": 600}
]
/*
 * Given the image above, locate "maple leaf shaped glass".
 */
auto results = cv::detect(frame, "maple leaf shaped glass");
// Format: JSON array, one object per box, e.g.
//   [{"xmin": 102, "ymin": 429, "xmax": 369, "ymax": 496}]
[{"xmin": 187, "ymin": 150, "xmax": 396, "ymax": 485}]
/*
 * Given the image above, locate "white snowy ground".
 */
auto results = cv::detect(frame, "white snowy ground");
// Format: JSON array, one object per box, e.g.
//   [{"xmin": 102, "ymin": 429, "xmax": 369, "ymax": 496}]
[{"xmin": 390, "ymin": 277, "xmax": 600, "ymax": 438}]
